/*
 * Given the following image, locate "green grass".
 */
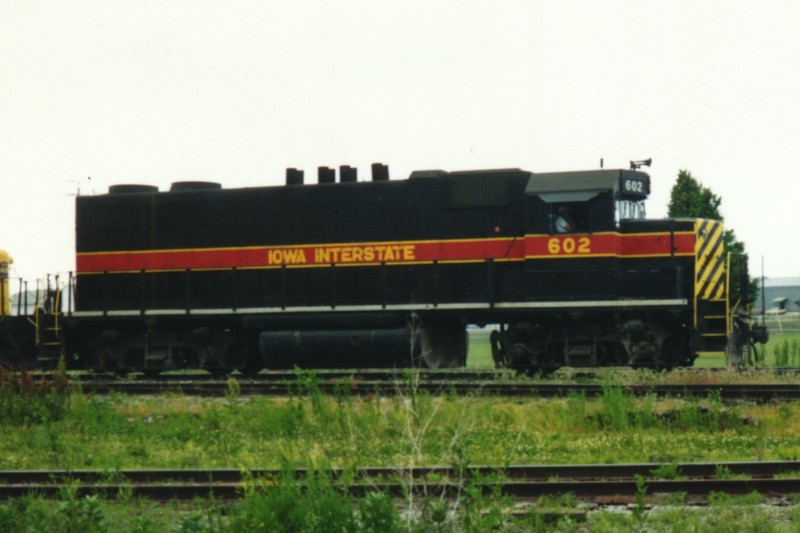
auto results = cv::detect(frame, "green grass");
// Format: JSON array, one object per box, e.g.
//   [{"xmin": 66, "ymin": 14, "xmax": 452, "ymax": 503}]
[
  {"xmin": 1, "ymin": 380, "xmax": 799, "ymax": 470},
  {"xmin": 760, "ymin": 332, "xmax": 800, "ymax": 367},
  {"xmin": 1, "ymin": 366, "xmax": 800, "ymax": 531},
  {"xmin": 3, "ymin": 484, "xmax": 799, "ymax": 532},
  {"xmin": 466, "ymin": 329, "xmax": 494, "ymax": 369}
]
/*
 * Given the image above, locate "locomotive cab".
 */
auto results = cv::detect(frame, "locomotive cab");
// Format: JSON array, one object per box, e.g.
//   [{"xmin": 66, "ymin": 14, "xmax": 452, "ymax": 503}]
[
  {"xmin": 525, "ymin": 169, "xmax": 650, "ymax": 235},
  {"xmin": 492, "ymin": 169, "xmax": 699, "ymax": 370}
]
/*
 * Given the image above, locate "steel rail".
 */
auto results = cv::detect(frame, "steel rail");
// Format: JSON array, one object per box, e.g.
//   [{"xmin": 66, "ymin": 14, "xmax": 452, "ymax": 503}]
[
  {"xmin": 77, "ymin": 369, "xmax": 515, "ymax": 381},
  {"xmin": 73, "ymin": 380, "xmax": 800, "ymax": 401},
  {"xmin": 3, "ymin": 479, "xmax": 800, "ymax": 502},
  {"xmin": 1, "ymin": 461, "xmax": 798, "ymax": 484},
  {"xmin": 1, "ymin": 461, "xmax": 798, "ymax": 502},
  {"xmin": 66, "ymin": 367, "xmax": 800, "ymax": 382}
]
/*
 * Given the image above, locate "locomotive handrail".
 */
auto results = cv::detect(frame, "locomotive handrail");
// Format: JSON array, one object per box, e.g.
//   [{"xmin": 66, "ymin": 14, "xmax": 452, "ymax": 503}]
[
  {"xmin": 68, "ymin": 271, "xmax": 74, "ymax": 318},
  {"xmin": 25, "ymin": 280, "xmax": 41, "ymax": 347},
  {"xmin": 726, "ymin": 252, "xmax": 732, "ymax": 336}
]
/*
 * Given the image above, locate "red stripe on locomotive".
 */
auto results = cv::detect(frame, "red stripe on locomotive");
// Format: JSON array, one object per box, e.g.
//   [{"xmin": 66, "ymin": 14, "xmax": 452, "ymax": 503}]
[{"xmin": 76, "ymin": 232, "xmax": 694, "ymax": 274}]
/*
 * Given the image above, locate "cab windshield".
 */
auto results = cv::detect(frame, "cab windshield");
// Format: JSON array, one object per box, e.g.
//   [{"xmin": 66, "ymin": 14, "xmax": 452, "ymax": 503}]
[{"xmin": 616, "ymin": 199, "xmax": 646, "ymax": 223}]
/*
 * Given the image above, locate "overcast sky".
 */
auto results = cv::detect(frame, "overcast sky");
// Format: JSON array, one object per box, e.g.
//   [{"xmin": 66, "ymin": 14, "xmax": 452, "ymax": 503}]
[{"xmin": 2, "ymin": 1, "xmax": 799, "ymax": 282}]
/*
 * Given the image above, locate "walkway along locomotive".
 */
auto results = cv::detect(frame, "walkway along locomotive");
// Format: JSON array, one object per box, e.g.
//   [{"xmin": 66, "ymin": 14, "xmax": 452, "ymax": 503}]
[{"xmin": 2, "ymin": 165, "xmax": 766, "ymax": 373}]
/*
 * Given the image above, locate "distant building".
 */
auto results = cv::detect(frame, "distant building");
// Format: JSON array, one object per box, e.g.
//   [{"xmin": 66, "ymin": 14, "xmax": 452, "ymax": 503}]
[{"xmin": 761, "ymin": 277, "xmax": 800, "ymax": 314}]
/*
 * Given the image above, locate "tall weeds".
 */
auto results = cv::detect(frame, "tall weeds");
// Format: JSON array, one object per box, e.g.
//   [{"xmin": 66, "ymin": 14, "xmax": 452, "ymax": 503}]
[
  {"xmin": 773, "ymin": 338, "xmax": 800, "ymax": 367},
  {"xmin": 0, "ymin": 358, "xmax": 70, "ymax": 425},
  {"xmin": 229, "ymin": 468, "xmax": 397, "ymax": 533},
  {"xmin": 0, "ymin": 485, "xmax": 107, "ymax": 533}
]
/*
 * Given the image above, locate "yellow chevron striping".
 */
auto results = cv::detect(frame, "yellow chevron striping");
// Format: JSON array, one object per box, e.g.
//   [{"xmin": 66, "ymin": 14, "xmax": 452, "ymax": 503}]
[
  {"xmin": 711, "ymin": 283, "xmax": 725, "ymax": 301},
  {"xmin": 701, "ymin": 257, "xmax": 726, "ymax": 298},
  {"xmin": 695, "ymin": 220, "xmax": 725, "ymax": 297},
  {"xmin": 697, "ymin": 252, "xmax": 723, "ymax": 296},
  {"xmin": 696, "ymin": 224, "xmax": 723, "ymax": 271}
]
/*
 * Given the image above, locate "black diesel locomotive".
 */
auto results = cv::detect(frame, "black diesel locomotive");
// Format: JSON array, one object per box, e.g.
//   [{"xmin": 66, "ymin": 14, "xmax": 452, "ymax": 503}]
[{"xmin": 4, "ymin": 164, "xmax": 762, "ymax": 373}]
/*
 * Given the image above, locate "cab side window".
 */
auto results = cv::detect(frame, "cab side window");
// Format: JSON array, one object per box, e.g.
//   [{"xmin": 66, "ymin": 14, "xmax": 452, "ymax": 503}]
[{"xmin": 551, "ymin": 203, "xmax": 588, "ymax": 233}]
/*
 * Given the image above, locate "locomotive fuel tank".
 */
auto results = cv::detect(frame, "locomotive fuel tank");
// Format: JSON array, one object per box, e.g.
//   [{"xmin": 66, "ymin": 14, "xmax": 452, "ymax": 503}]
[
  {"xmin": 256, "ymin": 324, "xmax": 467, "ymax": 369},
  {"xmin": 258, "ymin": 328, "xmax": 419, "ymax": 369}
]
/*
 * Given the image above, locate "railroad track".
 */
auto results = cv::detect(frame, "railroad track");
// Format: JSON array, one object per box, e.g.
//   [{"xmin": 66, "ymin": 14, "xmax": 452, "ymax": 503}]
[
  {"xmin": 2, "ymin": 461, "xmax": 798, "ymax": 503},
  {"xmin": 71, "ymin": 366, "xmax": 800, "ymax": 383},
  {"xmin": 76, "ymin": 369, "xmax": 514, "ymax": 382},
  {"xmin": 74, "ymin": 379, "xmax": 800, "ymax": 401}
]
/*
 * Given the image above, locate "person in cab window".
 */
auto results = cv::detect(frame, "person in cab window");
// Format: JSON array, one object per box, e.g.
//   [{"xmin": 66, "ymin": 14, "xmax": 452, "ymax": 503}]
[{"xmin": 555, "ymin": 205, "xmax": 576, "ymax": 233}]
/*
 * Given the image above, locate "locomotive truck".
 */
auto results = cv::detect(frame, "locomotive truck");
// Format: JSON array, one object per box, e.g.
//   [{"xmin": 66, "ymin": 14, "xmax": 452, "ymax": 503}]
[{"xmin": 1, "ymin": 164, "xmax": 766, "ymax": 373}]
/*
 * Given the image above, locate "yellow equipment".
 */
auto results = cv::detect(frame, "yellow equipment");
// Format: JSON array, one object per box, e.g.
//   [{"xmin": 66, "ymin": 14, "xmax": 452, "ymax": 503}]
[{"xmin": 0, "ymin": 249, "xmax": 11, "ymax": 316}]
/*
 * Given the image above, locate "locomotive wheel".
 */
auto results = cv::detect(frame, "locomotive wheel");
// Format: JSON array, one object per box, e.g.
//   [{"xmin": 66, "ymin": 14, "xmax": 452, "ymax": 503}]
[
  {"xmin": 658, "ymin": 331, "xmax": 691, "ymax": 369},
  {"xmin": 91, "ymin": 337, "xmax": 124, "ymax": 372},
  {"xmin": 419, "ymin": 324, "xmax": 467, "ymax": 368}
]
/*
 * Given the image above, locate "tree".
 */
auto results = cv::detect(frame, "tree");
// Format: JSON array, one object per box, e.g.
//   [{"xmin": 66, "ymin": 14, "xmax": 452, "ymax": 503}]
[
  {"xmin": 668, "ymin": 170, "xmax": 758, "ymax": 304},
  {"xmin": 668, "ymin": 170, "xmax": 723, "ymax": 220}
]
